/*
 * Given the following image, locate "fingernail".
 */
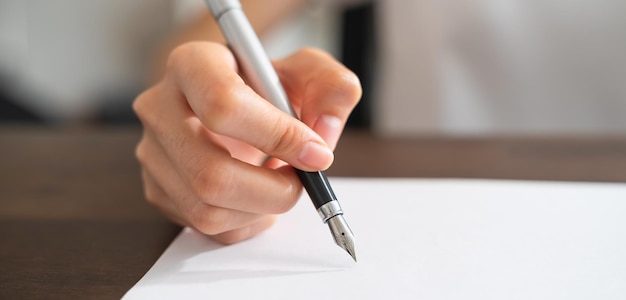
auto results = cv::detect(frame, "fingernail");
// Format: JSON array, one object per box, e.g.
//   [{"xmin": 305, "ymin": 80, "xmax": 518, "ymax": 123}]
[
  {"xmin": 298, "ymin": 141, "xmax": 334, "ymax": 170},
  {"xmin": 314, "ymin": 115, "xmax": 343, "ymax": 150}
]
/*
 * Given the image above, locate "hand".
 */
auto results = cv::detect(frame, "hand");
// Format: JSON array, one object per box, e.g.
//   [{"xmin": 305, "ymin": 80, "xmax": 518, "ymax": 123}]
[{"xmin": 133, "ymin": 42, "xmax": 361, "ymax": 244}]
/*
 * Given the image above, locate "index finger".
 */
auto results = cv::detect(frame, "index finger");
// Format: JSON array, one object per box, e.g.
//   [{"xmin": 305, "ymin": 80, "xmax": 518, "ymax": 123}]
[{"xmin": 166, "ymin": 42, "xmax": 334, "ymax": 171}]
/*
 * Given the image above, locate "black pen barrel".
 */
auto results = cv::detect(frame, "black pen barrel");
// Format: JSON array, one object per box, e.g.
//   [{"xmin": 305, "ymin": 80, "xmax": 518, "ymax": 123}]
[{"xmin": 295, "ymin": 170, "xmax": 337, "ymax": 209}]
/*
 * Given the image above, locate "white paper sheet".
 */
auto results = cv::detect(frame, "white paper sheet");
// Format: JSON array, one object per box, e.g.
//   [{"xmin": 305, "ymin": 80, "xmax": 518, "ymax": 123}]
[{"xmin": 124, "ymin": 179, "xmax": 626, "ymax": 299}]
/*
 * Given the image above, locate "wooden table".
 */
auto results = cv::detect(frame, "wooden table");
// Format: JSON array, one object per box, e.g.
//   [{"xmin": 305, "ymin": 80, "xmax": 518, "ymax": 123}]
[{"xmin": 2, "ymin": 126, "xmax": 626, "ymax": 299}]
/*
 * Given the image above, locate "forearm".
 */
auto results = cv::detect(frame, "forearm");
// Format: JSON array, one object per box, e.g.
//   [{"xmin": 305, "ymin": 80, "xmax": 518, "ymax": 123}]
[{"xmin": 151, "ymin": 0, "xmax": 306, "ymax": 82}]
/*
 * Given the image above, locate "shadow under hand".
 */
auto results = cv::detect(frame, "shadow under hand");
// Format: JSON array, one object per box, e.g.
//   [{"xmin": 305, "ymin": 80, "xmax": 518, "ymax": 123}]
[
  {"xmin": 151, "ymin": 268, "xmax": 341, "ymax": 286},
  {"xmin": 139, "ymin": 228, "xmax": 347, "ymax": 286}
]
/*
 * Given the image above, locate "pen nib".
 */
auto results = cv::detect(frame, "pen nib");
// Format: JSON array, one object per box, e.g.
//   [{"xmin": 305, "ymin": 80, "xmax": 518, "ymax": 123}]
[{"xmin": 326, "ymin": 215, "xmax": 357, "ymax": 262}]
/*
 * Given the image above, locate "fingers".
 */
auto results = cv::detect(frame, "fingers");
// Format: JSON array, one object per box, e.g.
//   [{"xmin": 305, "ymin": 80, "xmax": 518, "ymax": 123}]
[
  {"xmin": 167, "ymin": 42, "xmax": 334, "ymax": 171},
  {"xmin": 143, "ymin": 156, "xmax": 275, "ymax": 243},
  {"xmin": 274, "ymin": 48, "xmax": 362, "ymax": 149},
  {"xmin": 134, "ymin": 42, "xmax": 360, "ymax": 245},
  {"xmin": 140, "ymin": 170, "xmax": 186, "ymax": 226},
  {"xmin": 210, "ymin": 215, "xmax": 277, "ymax": 245},
  {"xmin": 189, "ymin": 201, "xmax": 271, "ymax": 237},
  {"xmin": 135, "ymin": 85, "xmax": 302, "ymax": 215},
  {"xmin": 135, "ymin": 131, "xmax": 288, "ymax": 240}
]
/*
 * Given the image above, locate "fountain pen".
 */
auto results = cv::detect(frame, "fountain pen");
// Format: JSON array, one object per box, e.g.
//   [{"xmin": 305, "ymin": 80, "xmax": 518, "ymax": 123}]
[{"xmin": 205, "ymin": 0, "xmax": 356, "ymax": 261}]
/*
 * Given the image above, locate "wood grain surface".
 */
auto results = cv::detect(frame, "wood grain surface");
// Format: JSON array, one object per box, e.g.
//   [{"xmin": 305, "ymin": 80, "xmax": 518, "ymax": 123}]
[{"xmin": 1, "ymin": 126, "xmax": 625, "ymax": 299}]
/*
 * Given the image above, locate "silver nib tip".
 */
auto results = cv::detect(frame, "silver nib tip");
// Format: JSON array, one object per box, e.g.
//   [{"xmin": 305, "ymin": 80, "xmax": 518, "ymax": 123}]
[{"xmin": 326, "ymin": 215, "xmax": 357, "ymax": 262}]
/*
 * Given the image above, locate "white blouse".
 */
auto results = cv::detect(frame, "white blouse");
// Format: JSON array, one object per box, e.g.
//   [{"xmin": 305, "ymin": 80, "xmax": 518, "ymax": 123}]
[
  {"xmin": 0, "ymin": 0, "xmax": 186, "ymax": 121},
  {"xmin": 373, "ymin": 0, "xmax": 626, "ymax": 135}
]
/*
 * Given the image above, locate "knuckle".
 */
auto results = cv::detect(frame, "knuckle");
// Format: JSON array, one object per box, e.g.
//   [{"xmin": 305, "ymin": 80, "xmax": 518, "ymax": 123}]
[
  {"xmin": 192, "ymin": 207, "xmax": 229, "ymax": 235},
  {"xmin": 189, "ymin": 161, "xmax": 234, "ymax": 205},
  {"xmin": 166, "ymin": 42, "xmax": 235, "ymax": 83},
  {"xmin": 323, "ymin": 69, "xmax": 363, "ymax": 107},
  {"xmin": 273, "ymin": 188, "xmax": 301, "ymax": 214},
  {"xmin": 272, "ymin": 171, "xmax": 303, "ymax": 213},
  {"xmin": 132, "ymin": 88, "xmax": 153, "ymax": 122},
  {"xmin": 166, "ymin": 43, "xmax": 197, "ymax": 74},
  {"xmin": 340, "ymin": 70, "xmax": 363, "ymax": 104},
  {"xmin": 215, "ymin": 231, "xmax": 246, "ymax": 245},
  {"xmin": 295, "ymin": 47, "xmax": 330, "ymax": 60},
  {"xmin": 131, "ymin": 93, "xmax": 144, "ymax": 116},
  {"xmin": 190, "ymin": 168, "xmax": 220, "ymax": 201},
  {"xmin": 143, "ymin": 185, "xmax": 160, "ymax": 205},
  {"xmin": 139, "ymin": 172, "xmax": 164, "ymax": 207},
  {"xmin": 134, "ymin": 138, "xmax": 148, "ymax": 165},
  {"xmin": 201, "ymin": 85, "xmax": 240, "ymax": 132},
  {"xmin": 133, "ymin": 85, "xmax": 165, "ymax": 128}
]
